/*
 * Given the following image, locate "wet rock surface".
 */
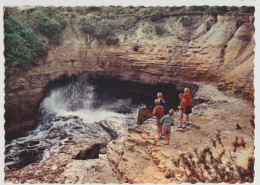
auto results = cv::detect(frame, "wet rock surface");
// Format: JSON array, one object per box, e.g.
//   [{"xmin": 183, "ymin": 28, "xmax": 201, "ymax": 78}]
[
  {"xmin": 73, "ymin": 144, "xmax": 101, "ymax": 160},
  {"xmin": 5, "ymin": 83, "xmax": 254, "ymax": 183}
]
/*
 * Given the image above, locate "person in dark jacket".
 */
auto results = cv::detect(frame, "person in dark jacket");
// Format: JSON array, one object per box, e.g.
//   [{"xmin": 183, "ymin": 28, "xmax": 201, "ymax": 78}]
[{"xmin": 157, "ymin": 92, "xmax": 167, "ymax": 113}]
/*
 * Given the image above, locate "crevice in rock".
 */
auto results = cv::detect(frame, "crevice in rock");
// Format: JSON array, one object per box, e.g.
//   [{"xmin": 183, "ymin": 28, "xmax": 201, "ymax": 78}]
[
  {"xmin": 97, "ymin": 121, "xmax": 119, "ymax": 140},
  {"xmin": 72, "ymin": 144, "xmax": 101, "ymax": 160}
]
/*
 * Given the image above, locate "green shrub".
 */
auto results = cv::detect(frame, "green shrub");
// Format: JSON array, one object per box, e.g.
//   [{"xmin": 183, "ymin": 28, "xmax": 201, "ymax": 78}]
[
  {"xmin": 25, "ymin": 8, "xmax": 68, "ymax": 44},
  {"xmin": 54, "ymin": 12, "xmax": 69, "ymax": 29},
  {"xmin": 123, "ymin": 17, "xmax": 137, "ymax": 30},
  {"xmin": 181, "ymin": 17, "xmax": 193, "ymax": 27},
  {"xmin": 80, "ymin": 17, "xmax": 96, "ymax": 35},
  {"xmin": 74, "ymin": 6, "xmax": 87, "ymax": 15},
  {"xmin": 228, "ymin": 6, "xmax": 239, "ymax": 11},
  {"xmin": 240, "ymin": 6, "xmax": 255, "ymax": 13},
  {"xmin": 206, "ymin": 6, "xmax": 228, "ymax": 15},
  {"xmin": 105, "ymin": 36, "xmax": 119, "ymax": 45},
  {"xmin": 41, "ymin": 6, "xmax": 59, "ymax": 18},
  {"xmin": 66, "ymin": 7, "xmax": 74, "ymax": 12},
  {"xmin": 30, "ymin": 9, "xmax": 45, "ymax": 19},
  {"xmin": 138, "ymin": 7, "xmax": 152, "ymax": 16},
  {"xmin": 132, "ymin": 44, "xmax": 140, "ymax": 51},
  {"xmin": 85, "ymin": 6, "xmax": 102, "ymax": 13},
  {"xmin": 155, "ymin": 25, "xmax": 165, "ymax": 35},
  {"xmin": 80, "ymin": 17, "xmax": 118, "ymax": 43},
  {"xmin": 94, "ymin": 20, "xmax": 113, "ymax": 40},
  {"xmin": 189, "ymin": 6, "xmax": 208, "ymax": 11},
  {"xmin": 206, "ymin": 7, "xmax": 218, "ymax": 16},
  {"xmin": 4, "ymin": 16, "xmax": 48, "ymax": 68},
  {"xmin": 101, "ymin": 6, "xmax": 117, "ymax": 18},
  {"xmin": 150, "ymin": 10, "xmax": 165, "ymax": 22},
  {"xmin": 216, "ymin": 6, "xmax": 228, "ymax": 15},
  {"xmin": 36, "ymin": 16, "xmax": 61, "ymax": 37}
]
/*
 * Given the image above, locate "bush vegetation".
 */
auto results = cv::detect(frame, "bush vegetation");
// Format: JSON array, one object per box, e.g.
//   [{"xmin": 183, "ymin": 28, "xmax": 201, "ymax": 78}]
[
  {"xmin": 4, "ymin": 7, "xmax": 68, "ymax": 69},
  {"xmin": 4, "ymin": 15, "xmax": 48, "ymax": 68},
  {"xmin": 187, "ymin": 6, "xmax": 254, "ymax": 15},
  {"xmin": 132, "ymin": 45, "xmax": 140, "ymax": 52},
  {"xmin": 80, "ymin": 17, "xmax": 120, "ymax": 45},
  {"xmin": 169, "ymin": 123, "xmax": 254, "ymax": 183},
  {"xmin": 155, "ymin": 25, "xmax": 165, "ymax": 36},
  {"xmin": 171, "ymin": 146, "xmax": 254, "ymax": 183},
  {"xmin": 181, "ymin": 17, "xmax": 193, "ymax": 27},
  {"xmin": 150, "ymin": 9, "xmax": 166, "ymax": 22},
  {"xmin": 105, "ymin": 36, "xmax": 119, "ymax": 45},
  {"xmin": 36, "ymin": 17, "xmax": 62, "ymax": 38},
  {"xmin": 4, "ymin": 6, "xmax": 254, "ymax": 70},
  {"xmin": 240, "ymin": 6, "xmax": 255, "ymax": 13}
]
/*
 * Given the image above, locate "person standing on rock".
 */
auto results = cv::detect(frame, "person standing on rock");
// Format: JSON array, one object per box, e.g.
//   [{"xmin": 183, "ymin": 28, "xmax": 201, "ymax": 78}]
[
  {"xmin": 153, "ymin": 99, "xmax": 164, "ymax": 140},
  {"xmin": 183, "ymin": 88, "xmax": 192, "ymax": 126},
  {"xmin": 178, "ymin": 93, "xmax": 187, "ymax": 129},
  {"xmin": 157, "ymin": 92, "xmax": 167, "ymax": 113},
  {"xmin": 160, "ymin": 109, "xmax": 174, "ymax": 145}
]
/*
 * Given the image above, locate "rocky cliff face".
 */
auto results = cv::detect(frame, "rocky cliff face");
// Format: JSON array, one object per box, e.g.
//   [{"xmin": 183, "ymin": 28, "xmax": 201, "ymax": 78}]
[{"xmin": 4, "ymin": 13, "xmax": 254, "ymax": 139}]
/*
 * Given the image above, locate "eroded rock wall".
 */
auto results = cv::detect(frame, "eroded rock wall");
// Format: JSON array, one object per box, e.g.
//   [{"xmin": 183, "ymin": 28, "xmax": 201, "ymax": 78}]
[{"xmin": 4, "ymin": 13, "xmax": 255, "ymax": 139}]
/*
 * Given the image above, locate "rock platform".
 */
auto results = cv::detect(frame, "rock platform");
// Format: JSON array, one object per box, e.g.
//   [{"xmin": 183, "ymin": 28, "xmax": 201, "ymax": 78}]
[{"xmin": 5, "ymin": 83, "xmax": 254, "ymax": 183}]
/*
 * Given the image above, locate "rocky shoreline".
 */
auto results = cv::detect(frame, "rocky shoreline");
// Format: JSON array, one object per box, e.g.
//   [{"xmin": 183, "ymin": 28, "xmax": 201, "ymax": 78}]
[{"xmin": 5, "ymin": 83, "xmax": 254, "ymax": 183}]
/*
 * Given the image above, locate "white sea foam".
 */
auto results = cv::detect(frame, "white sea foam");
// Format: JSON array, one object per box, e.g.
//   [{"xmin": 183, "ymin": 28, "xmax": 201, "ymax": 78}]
[{"xmin": 5, "ymin": 75, "xmax": 143, "ymax": 171}]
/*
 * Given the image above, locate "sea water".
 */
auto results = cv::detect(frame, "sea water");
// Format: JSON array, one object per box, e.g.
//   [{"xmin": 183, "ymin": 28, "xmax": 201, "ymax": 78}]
[{"xmin": 5, "ymin": 74, "xmax": 143, "ymax": 172}]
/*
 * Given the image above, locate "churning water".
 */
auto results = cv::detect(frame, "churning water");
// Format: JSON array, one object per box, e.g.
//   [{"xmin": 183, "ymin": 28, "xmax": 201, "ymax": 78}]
[{"xmin": 5, "ymin": 74, "xmax": 143, "ymax": 172}]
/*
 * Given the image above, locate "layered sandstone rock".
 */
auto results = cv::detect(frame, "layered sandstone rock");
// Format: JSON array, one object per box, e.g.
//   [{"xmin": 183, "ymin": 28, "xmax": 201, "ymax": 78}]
[{"xmin": 4, "ymin": 13, "xmax": 254, "ymax": 139}]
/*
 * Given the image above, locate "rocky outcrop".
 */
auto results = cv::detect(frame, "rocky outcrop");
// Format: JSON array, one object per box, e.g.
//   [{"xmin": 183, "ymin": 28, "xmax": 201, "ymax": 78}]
[
  {"xmin": 4, "ymin": 13, "xmax": 254, "ymax": 139},
  {"xmin": 137, "ymin": 106, "xmax": 154, "ymax": 125},
  {"xmin": 106, "ymin": 83, "xmax": 255, "ymax": 183},
  {"xmin": 4, "ymin": 83, "xmax": 255, "ymax": 184},
  {"xmin": 5, "ymin": 141, "xmax": 120, "ymax": 184}
]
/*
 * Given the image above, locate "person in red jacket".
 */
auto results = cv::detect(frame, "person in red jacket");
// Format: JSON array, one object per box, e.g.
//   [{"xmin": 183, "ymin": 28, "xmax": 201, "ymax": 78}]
[
  {"xmin": 153, "ymin": 99, "xmax": 164, "ymax": 140},
  {"xmin": 178, "ymin": 93, "xmax": 187, "ymax": 129},
  {"xmin": 183, "ymin": 88, "xmax": 192, "ymax": 126}
]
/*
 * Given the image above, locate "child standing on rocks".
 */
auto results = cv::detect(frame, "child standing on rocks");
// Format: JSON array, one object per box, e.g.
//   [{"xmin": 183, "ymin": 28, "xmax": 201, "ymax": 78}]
[
  {"xmin": 178, "ymin": 93, "xmax": 187, "ymax": 129},
  {"xmin": 157, "ymin": 92, "xmax": 167, "ymax": 114},
  {"xmin": 183, "ymin": 88, "xmax": 192, "ymax": 126},
  {"xmin": 153, "ymin": 99, "xmax": 164, "ymax": 140},
  {"xmin": 160, "ymin": 109, "xmax": 174, "ymax": 145}
]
